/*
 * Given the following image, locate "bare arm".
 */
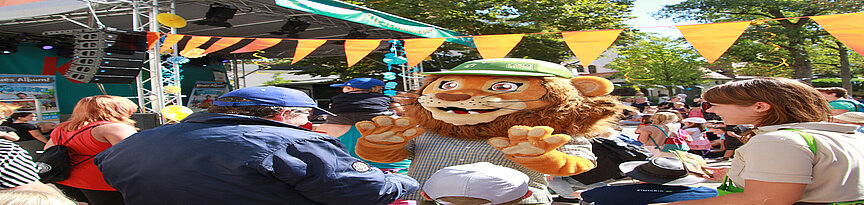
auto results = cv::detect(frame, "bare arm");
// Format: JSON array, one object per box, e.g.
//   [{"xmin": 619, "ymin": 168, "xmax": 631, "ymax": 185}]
[
  {"xmin": 636, "ymin": 127, "xmax": 653, "ymax": 145},
  {"xmin": 43, "ymin": 138, "xmax": 54, "ymax": 150},
  {"xmin": 669, "ymin": 180, "xmax": 806, "ymax": 205},
  {"xmin": 29, "ymin": 130, "xmax": 47, "ymax": 143},
  {"xmin": 91, "ymin": 123, "xmax": 137, "ymax": 145},
  {"xmin": 1, "ymin": 132, "xmax": 19, "ymax": 141}
]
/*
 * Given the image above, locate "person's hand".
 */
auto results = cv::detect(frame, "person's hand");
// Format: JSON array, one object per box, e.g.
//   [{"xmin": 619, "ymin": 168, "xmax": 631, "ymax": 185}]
[
  {"xmin": 701, "ymin": 166, "xmax": 730, "ymax": 181},
  {"xmin": 356, "ymin": 116, "xmax": 424, "ymax": 145},
  {"xmin": 488, "ymin": 126, "xmax": 570, "ymax": 157}
]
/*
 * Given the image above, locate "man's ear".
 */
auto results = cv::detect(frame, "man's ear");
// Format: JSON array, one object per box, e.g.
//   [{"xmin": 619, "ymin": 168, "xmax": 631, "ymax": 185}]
[
  {"xmin": 271, "ymin": 109, "xmax": 290, "ymax": 121},
  {"xmin": 571, "ymin": 76, "xmax": 614, "ymax": 97}
]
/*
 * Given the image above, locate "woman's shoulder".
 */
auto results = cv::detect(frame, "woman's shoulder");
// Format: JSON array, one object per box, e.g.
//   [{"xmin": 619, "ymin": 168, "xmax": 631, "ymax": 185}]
[
  {"xmin": 750, "ymin": 129, "xmax": 811, "ymax": 146},
  {"xmin": 91, "ymin": 122, "xmax": 135, "ymax": 130},
  {"xmin": 637, "ymin": 125, "xmax": 659, "ymax": 132}
]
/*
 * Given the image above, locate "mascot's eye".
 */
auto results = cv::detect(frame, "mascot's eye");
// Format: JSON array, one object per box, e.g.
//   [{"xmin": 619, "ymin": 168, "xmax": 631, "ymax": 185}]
[
  {"xmin": 489, "ymin": 82, "xmax": 522, "ymax": 91},
  {"xmin": 439, "ymin": 81, "xmax": 459, "ymax": 90}
]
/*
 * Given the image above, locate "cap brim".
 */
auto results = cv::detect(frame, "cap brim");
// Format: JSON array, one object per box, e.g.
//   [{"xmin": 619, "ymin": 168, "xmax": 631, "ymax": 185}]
[
  {"xmin": 330, "ymin": 84, "xmax": 347, "ymax": 87},
  {"xmin": 422, "ymin": 70, "xmax": 556, "ymax": 77},
  {"xmin": 313, "ymin": 107, "xmax": 336, "ymax": 116},
  {"xmin": 834, "ymin": 115, "xmax": 864, "ymax": 123},
  {"xmin": 619, "ymin": 161, "xmax": 706, "ymax": 186}
]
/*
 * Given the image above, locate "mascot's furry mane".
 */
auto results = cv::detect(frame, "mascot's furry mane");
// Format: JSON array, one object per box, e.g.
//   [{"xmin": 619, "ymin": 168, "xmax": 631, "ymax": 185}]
[{"xmin": 398, "ymin": 75, "xmax": 624, "ymax": 139}]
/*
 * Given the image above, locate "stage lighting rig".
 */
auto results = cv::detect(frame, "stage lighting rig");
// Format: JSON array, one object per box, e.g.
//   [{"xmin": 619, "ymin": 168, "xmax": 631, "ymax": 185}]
[
  {"xmin": 194, "ymin": 3, "xmax": 238, "ymax": 28},
  {"xmin": 269, "ymin": 18, "xmax": 311, "ymax": 38},
  {"xmin": 0, "ymin": 38, "xmax": 19, "ymax": 54}
]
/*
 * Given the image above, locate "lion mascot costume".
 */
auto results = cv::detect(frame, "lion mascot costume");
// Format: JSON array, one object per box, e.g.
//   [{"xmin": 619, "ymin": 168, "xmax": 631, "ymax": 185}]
[{"xmin": 354, "ymin": 58, "xmax": 623, "ymax": 204}]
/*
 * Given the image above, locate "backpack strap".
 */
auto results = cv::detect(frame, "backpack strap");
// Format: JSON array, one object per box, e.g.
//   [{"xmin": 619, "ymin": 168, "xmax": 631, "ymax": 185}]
[
  {"xmin": 780, "ymin": 128, "xmax": 817, "ymax": 155},
  {"xmin": 61, "ymin": 123, "xmax": 106, "ymax": 146},
  {"xmin": 62, "ymin": 123, "xmax": 107, "ymax": 167}
]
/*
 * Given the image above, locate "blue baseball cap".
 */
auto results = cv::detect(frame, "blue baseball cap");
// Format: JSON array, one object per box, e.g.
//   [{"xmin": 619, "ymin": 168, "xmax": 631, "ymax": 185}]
[
  {"xmin": 213, "ymin": 86, "xmax": 335, "ymax": 116},
  {"xmin": 330, "ymin": 78, "xmax": 385, "ymax": 89}
]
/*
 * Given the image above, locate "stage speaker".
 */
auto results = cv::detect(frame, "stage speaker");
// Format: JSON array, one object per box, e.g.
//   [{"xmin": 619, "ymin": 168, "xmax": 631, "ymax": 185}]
[
  {"xmin": 64, "ymin": 30, "xmax": 148, "ymax": 84},
  {"xmin": 58, "ymin": 113, "xmax": 161, "ymax": 131}
]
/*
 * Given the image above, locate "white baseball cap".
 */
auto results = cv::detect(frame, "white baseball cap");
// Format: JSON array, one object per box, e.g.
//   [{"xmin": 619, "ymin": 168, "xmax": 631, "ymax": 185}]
[
  {"xmin": 834, "ymin": 112, "xmax": 864, "ymax": 124},
  {"xmin": 423, "ymin": 162, "xmax": 530, "ymax": 204}
]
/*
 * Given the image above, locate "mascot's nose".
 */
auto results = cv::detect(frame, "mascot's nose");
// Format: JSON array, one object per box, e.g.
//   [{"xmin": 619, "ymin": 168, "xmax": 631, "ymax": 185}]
[{"xmin": 435, "ymin": 93, "xmax": 472, "ymax": 101}]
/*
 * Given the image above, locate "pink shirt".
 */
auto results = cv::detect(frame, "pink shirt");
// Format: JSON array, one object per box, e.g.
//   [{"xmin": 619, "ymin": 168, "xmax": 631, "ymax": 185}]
[{"xmin": 688, "ymin": 110, "xmax": 704, "ymax": 118}]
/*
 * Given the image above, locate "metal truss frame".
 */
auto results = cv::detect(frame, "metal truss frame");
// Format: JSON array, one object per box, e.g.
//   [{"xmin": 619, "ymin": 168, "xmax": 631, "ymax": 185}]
[{"xmin": 129, "ymin": 0, "xmax": 180, "ymax": 122}]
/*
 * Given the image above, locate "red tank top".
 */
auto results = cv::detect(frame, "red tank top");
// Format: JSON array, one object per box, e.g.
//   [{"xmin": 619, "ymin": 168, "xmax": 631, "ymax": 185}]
[{"xmin": 50, "ymin": 121, "xmax": 116, "ymax": 191}]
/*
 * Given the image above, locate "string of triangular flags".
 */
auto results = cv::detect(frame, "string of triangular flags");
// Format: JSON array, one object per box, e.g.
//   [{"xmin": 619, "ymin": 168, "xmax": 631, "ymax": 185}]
[{"xmin": 148, "ymin": 12, "xmax": 864, "ymax": 68}]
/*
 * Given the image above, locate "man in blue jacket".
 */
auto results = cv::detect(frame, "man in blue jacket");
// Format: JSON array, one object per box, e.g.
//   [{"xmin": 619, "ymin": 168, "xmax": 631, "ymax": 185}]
[{"xmin": 95, "ymin": 86, "xmax": 419, "ymax": 205}]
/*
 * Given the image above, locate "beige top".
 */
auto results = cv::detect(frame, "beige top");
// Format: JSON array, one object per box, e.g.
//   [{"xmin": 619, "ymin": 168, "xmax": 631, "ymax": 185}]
[
  {"xmin": 728, "ymin": 122, "xmax": 864, "ymax": 203},
  {"xmin": 637, "ymin": 123, "xmax": 680, "ymax": 148}
]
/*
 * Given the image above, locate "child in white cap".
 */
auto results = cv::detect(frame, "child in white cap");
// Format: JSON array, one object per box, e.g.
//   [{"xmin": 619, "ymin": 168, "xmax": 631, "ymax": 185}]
[{"xmin": 421, "ymin": 162, "xmax": 532, "ymax": 205}]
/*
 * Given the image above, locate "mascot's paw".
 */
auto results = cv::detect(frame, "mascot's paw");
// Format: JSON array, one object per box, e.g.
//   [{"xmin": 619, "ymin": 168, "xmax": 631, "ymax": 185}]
[
  {"xmin": 488, "ymin": 126, "xmax": 571, "ymax": 157},
  {"xmin": 356, "ymin": 116, "xmax": 424, "ymax": 145}
]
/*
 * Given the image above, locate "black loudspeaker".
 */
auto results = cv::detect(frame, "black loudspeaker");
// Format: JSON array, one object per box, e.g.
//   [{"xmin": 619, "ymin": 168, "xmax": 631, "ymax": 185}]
[
  {"xmin": 64, "ymin": 30, "xmax": 148, "ymax": 84},
  {"xmin": 58, "ymin": 113, "xmax": 161, "ymax": 131},
  {"xmin": 130, "ymin": 113, "xmax": 160, "ymax": 131}
]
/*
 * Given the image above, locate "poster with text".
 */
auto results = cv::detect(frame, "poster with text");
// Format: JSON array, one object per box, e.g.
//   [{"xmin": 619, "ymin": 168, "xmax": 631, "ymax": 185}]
[
  {"xmin": 187, "ymin": 81, "xmax": 229, "ymax": 112},
  {"xmin": 0, "ymin": 74, "xmax": 60, "ymax": 122}
]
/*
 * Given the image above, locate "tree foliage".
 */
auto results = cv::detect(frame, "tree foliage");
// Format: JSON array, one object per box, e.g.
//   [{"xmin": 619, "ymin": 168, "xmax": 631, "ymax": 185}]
[
  {"xmin": 657, "ymin": 0, "xmax": 864, "ymax": 82},
  {"xmin": 284, "ymin": 0, "xmax": 635, "ymax": 80},
  {"xmin": 261, "ymin": 72, "xmax": 295, "ymax": 86},
  {"xmin": 607, "ymin": 34, "xmax": 707, "ymax": 94}
]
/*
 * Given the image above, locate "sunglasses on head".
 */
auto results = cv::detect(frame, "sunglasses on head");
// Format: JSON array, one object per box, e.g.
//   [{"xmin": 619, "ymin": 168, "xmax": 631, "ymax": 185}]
[{"xmin": 701, "ymin": 102, "xmax": 713, "ymax": 111}]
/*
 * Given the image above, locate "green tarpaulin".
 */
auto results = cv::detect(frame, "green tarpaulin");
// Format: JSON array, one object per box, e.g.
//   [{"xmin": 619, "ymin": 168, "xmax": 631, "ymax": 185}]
[{"xmin": 275, "ymin": 0, "xmax": 474, "ymax": 47}]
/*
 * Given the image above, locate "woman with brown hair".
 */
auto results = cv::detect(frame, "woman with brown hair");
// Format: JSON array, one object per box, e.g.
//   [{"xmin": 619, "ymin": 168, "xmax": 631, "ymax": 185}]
[
  {"xmin": 671, "ymin": 78, "xmax": 864, "ymax": 204},
  {"xmin": 43, "ymin": 95, "xmax": 138, "ymax": 205}
]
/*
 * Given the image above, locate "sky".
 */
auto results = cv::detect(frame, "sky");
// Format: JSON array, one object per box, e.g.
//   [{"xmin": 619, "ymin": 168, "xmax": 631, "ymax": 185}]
[{"xmin": 625, "ymin": 0, "xmax": 698, "ymax": 38}]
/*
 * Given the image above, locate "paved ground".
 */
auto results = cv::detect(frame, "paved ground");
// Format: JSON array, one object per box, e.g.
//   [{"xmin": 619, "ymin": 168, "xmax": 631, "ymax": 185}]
[{"xmin": 550, "ymin": 125, "xmax": 729, "ymax": 204}]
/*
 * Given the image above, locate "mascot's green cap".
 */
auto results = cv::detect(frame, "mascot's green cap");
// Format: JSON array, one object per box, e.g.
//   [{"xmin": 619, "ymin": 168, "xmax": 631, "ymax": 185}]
[{"xmin": 422, "ymin": 58, "xmax": 573, "ymax": 78}]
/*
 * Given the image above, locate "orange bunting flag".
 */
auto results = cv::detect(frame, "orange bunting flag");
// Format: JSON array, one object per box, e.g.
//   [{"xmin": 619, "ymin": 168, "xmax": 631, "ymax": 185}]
[
  {"xmin": 230, "ymin": 38, "xmax": 283, "ymax": 54},
  {"xmin": 472, "ymin": 34, "xmax": 524, "ymax": 59},
  {"xmin": 0, "ymin": 0, "xmax": 46, "ymax": 7},
  {"xmin": 404, "ymin": 38, "xmax": 446, "ymax": 68},
  {"xmin": 159, "ymin": 34, "xmax": 185, "ymax": 53},
  {"xmin": 147, "ymin": 32, "xmax": 161, "ymax": 49},
  {"xmin": 562, "ymin": 29, "xmax": 624, "ymax": 67},
  {"xmin": 345, "ymin": 40, "xmax": 381, "ymax": 67},
  {"xmin": 182, "ymin": 36, "xmax": 212, "ymax": 52},
  {"xmin": 811, "ymin": 12, "xmax": 864, "ymax": 57},
  {"xmin": 677, "ymin": 21, "xmax": 751, "ymax": 63},
  {"xmin": 292, "ymin": 40, "xmax": 327, "ymax": 64},
  {"xmin": 203, "ymin": 37, "xmax": 243, "ymax": 54}
]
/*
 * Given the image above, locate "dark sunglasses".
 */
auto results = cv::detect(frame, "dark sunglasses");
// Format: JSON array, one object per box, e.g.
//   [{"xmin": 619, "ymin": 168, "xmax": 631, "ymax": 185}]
[{"xmin": 701, "ymin": 102, "xmax": 713, "ymax": 110}]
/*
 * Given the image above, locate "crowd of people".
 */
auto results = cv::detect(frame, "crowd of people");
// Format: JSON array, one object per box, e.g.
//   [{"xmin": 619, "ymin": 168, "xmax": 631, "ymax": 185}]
[{"xmin": 0, "ymin": 76, "xmax": 862, "ymax": 205}]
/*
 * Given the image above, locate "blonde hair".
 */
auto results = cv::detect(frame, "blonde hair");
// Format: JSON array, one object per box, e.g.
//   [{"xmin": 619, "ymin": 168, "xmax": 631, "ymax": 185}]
[
  {"xmin": 650, "ymin": 112, "xmax": 679, "ymax": 125},
  {"xmin": 60, "ymin": 95, "xmax": 138, "ymax": 131},
  {"xmin": 0, "ymin": 190, "xmax": 76, "ymax": 205},
  {"xmin": 0, "ymin": 103, "xmax": 21, "ymax": 118},
  {"xmin": 703, "ymin": 78, "xmax": 832, "ymax": 127},
  {"xmin": 436, "ymin": 196, "xmax": 522, "ymax": 205}
]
